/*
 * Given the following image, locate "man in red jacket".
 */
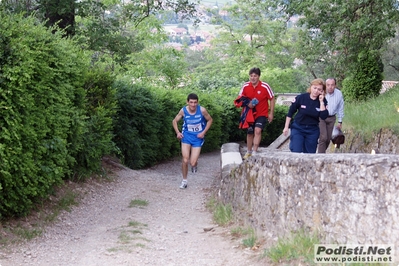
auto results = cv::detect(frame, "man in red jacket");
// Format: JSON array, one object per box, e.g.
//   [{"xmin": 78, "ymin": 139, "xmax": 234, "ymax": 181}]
[{"xmin": 235, "ymin": 68, "xmax": 275, "ymax": 159}]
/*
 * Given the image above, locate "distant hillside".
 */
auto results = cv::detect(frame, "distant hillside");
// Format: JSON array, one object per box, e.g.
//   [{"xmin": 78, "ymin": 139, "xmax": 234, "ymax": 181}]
[{"xmin": 199, "ymin": 0, "xmax": 235, "ymax": 7}]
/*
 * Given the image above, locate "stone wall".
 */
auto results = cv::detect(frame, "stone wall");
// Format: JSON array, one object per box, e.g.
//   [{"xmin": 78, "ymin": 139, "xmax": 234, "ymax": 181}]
[
  {"xmin": 335, "ymin": 128, "xmax": 399, "ymax": 154},
  {"xmin": 219, "ymin": 146, "xmax": 399, "ymax": 247}
]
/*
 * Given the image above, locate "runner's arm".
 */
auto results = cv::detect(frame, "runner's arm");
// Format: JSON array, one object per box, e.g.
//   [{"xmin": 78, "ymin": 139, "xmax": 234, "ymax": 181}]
[{"xmin": 172, "ymin": 109, "xmax": 184, "ymax": 138}]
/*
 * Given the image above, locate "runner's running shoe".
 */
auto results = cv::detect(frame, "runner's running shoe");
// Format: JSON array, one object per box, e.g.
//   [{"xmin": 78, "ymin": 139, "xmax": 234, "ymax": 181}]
[
  {"xmin": 191, "ymin": 166, "xmax": 197, "ymax": 173},
  {"xmin": 243, "ymin": 152, "xmax": 252, "ymax": 159},
  {"xmin": 179, "ymin": 180, "xmax": 188, "ymax": 189}
]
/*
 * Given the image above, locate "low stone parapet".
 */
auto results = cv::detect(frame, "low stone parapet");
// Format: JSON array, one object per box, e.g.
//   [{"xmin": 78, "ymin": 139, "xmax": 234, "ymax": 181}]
[{"xmin": 219, "ymin": 147, "xmax": 399, "ymax": 247}]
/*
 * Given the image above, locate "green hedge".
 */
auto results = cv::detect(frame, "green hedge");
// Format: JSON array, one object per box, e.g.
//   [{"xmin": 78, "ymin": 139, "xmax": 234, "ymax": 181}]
[
  {"xmin": 71, "ymin": 68, "xmax": 118, "ymax": 180},
  {"xmin": 0, "ymin": 11, "xmax": 118, "ymax": 218},
  {"xmin": 0, "ymin": 13, "xmax": 90, "ymax": 217},
  {"xmin": 113, "ymin": 80, "xmax": 165, "ymax": 169}
]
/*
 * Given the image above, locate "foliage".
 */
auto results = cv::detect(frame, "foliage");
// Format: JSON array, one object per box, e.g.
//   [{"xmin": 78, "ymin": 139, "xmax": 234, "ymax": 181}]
[
  {"xmin": 38, "ymin": 0, "xmax": 76, "ymax": 37},
  {"xmin": 150, "ymin": 88, "xmax": 185, "ymax": 159},
  {"xmin": 190, "ymin": 75, "xmax": 241, "ymax": 91},
  {"xmin": 210, "ymin": 88, "xmax": 246, "ymax": 144},
  {"xmin": 342, "ymin": 85, "xmax": 399, "ymax": 139},
  {"xmin": 70, "ymin": 67, "xmax": 118, "ymax": 180},
  {"xmin": 202, "ymin": 1, "xmax": 295, "ymax": 81},
  {"xmin": 0, "ymin": 0, "xmax": 76, "ymax": 37},
  {"xmin": 264, "ymin": 229, "xmax": 319, "ymax": 264},
  {"xmin": 280, "ymin": 0, "xmax": 399, "ymax": 85},
  {"xmin": 75, "ymin": 0, "xmax": 147, "ymax": 71},
  {"xmin": 128, "ymin": 199, "xmax": 149, "ymax": 208},
  {"xmin": 126, "ymin": 47, "xmax": 187, "ymax": 89},
  {"xmin": 186, "ymin": 0, "xmax": 313, "ymax": 96},
  {"xmin": 113, "ymin": 80, "xmax": 165, "ymax": 169},
  {"xmin": 0, "ymin": 0, "xmax": 38, "ymax": 14},
  {"xmin": 212, "ymin": 203, "xmax": 233, "ymax": 226},
  {"xmin": 261, "ymin": 104, "xmax": 289, "ymax": 146},
  {"xmin": 0, "ymin": 12, "xmax": 89, "ymax": 217},
  {"xmin": 382, "ymin": 26, "xmax": 399, "ymax": 81},
  {"xmin": 261, "ymin": 68, "xmax": 309, "ymax": 93},
  {"xmin": 119, "ymin": 0, "xmax": 199, "ymax": 26},
  {"xmin": 342, "ymin": 51, "xmax": 384, "ymax": 102}
]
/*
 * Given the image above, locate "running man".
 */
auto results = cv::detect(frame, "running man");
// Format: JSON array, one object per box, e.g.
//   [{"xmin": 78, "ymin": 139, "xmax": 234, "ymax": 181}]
[{"xmin": 172, "ymin": 93, "xmax": 213, "ymax": 189}]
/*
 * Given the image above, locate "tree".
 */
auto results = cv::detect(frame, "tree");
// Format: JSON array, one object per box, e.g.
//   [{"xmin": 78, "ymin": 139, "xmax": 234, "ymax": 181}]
[
  {"xmin": 39, "ymin": 0, "xmax": 76, "ymax": 37},
  {"xmin": 209, "ymin": 1, "xmax": 293, "ymax": 70},
  {"xmin": 0, "ymin": 0, "xmax": 38, "ymax": 14},
  {"xmin": 382, "ymin": 26, "xmax": 399, "ymax": 81},
  {"xmin": 0, "ymin": 0, "xmax": 76, "ymax": 37},
  {"xmin": 279, "ymin": 0, "xmax": 399, "ymax": 97},
  {"xmin": 1, "ymin": 0, "xmax": 200, "ymax": 72},
  {"xmin": 187, "ymin": 0, "xmax": 310, "ymax": 92},
  {"xmin": 177, "ymin": 23, "xmax": 189, "ymax": 31},
  {"xmin": 343, "ymin": 50, "xmax": 384, "ymax": 101},
  {"xmin": 107, "ymin": 0, "xmax": 199, "ymax": 28},
  {"xmin": 126, "ymin": 47, "xmax": 188, "ymax": 89}
]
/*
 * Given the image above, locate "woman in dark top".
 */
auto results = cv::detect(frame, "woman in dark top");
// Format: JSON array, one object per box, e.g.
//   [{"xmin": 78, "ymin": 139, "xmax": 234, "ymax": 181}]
[{"xmin": 283, "ymin": 78, "xmax": 328, "ymax": 153}]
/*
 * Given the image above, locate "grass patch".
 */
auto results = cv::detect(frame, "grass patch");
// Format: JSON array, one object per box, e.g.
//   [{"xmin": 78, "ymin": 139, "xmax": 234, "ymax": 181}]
[
  {"xmin": 118, "ymin": 231, "xmax": 134, "ymax": 244},
  {"xmin": 128, "ymin": 199, "xmax": 149, "ymax": 208},
  {"xmin": 0, "ymin": 163, "xmax": 122, "ymax": 245},
  {"xmin": 129, "ymin": 229, "xmax": 143, "ymax": 234},
  {"xmin": 264, "ymin": 229, "xmax": 319, "ymax": 265},
  {"xmin": 118, "ymin": 230, "xmax": 150, "ymax": 244},
  {"xmin": 206, "ymin": 197, "xmax": 233, "ymax": 226},
  {"xmin": 0, "ymin": 189, "xmax": 80, "ymax": 243},
  {"xmin": 230, "ymin": 226, "xmax": 254, "ymax": 238},
  {"xmin": 242, "ymin": 229, "xmax": 257, "ymax": 248},
  {"xmin": 213, "ymin": 203, "xmax": 233, "ymax": 226},
  {"xmin": 127, "ymin": 220, "xmax": 147, "ymax": 227},
  {"xmin": 12, "ymin": 227, "xmax": 43, "ymax": 240},
  {"xmin": 108, "ymin": 220, "xmax": 150, "ymax": 253},
  {"xmin": 230, "ymin": 227, "xmax": 259, "ymax": 249},
  {"xmin": 344, "ymin": 87, "xmax": 399, "ymax": 138},
  {"xmin": 230, "ymin": 226, "xmax": 247, "ymax": 238},
  {"xmin": 45, "ymin": 190, "xmax": 79, "ymax": 222}
]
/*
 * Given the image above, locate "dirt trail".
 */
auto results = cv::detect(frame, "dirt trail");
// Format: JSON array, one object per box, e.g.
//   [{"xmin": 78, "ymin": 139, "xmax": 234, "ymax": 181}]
[{"xmin": 0, "ymin": 150, "xmax": 268, "ymax": 266}]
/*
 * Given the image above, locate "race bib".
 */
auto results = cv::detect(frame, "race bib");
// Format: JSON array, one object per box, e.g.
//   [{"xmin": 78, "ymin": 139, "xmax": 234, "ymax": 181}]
[{"xmin": 187, "ymin": 123, "xmax": 203, "ymax": 132}]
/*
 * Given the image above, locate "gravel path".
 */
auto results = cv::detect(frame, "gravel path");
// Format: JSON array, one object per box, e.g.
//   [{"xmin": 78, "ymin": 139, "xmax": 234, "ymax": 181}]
[{"xmin": 0, "ymin": 150, "xmax": 268, "ymax": 266}]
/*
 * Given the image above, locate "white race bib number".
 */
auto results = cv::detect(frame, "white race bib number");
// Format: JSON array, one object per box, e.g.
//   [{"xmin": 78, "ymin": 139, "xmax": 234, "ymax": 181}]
[{"xmin": 187, "ymin": 123, "xmax": 203, "ymax": 132}]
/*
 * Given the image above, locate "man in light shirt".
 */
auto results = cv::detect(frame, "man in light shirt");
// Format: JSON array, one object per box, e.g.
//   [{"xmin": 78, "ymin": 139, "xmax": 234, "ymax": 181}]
[{"xmin": 317, "ymin": 78, "xmax": 344, "ymax": 153}]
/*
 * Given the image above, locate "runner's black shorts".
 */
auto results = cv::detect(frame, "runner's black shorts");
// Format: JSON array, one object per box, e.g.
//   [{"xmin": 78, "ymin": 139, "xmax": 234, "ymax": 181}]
[{"xmin": 247, "ymin": 116, "xmax": 268, "ymax": 135}]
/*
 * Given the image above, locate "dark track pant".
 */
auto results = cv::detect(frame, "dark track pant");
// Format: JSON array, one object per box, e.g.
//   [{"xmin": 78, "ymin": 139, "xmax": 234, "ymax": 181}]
[{"xmin": 289, "ymin": 122, "xmax": 320, "ymax": 153}]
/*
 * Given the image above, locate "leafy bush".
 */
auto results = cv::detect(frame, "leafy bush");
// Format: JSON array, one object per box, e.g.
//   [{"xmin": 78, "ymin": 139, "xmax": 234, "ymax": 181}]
[
  {"xmin": 192, "ymin": 75, "xmax": 241, "ymax": 91},
  {"xmin": 113, "ymin": 80, "xmax": 167, "ymax": 169},
  {"xmin": 0, "ymin": 12, "xmax": 89, "ymax": 217},
  {"xmin": 261, "ymin": 68, "xmax": 309, "ymax": 93},
  {"xmin": 150, "ymin": 88, "xmax": 183, "ymax": 159},
  {"xmin": 342, "ymin": 51, "xmax": 384, "ymax": 102},
  {"xmin": 214, "ymin": 87, "xmax": 246, "ymax": 143},
  {"xmin": 261, "ymin": 104, "xmax": 289, "ymax": 146},
  {"xmin": 190, "ymin": 91, "xmax": 223, "ymax": 153},
  {"xmin": 70, "ymin": 68, "xmax": 118, "ymax": 180}
]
